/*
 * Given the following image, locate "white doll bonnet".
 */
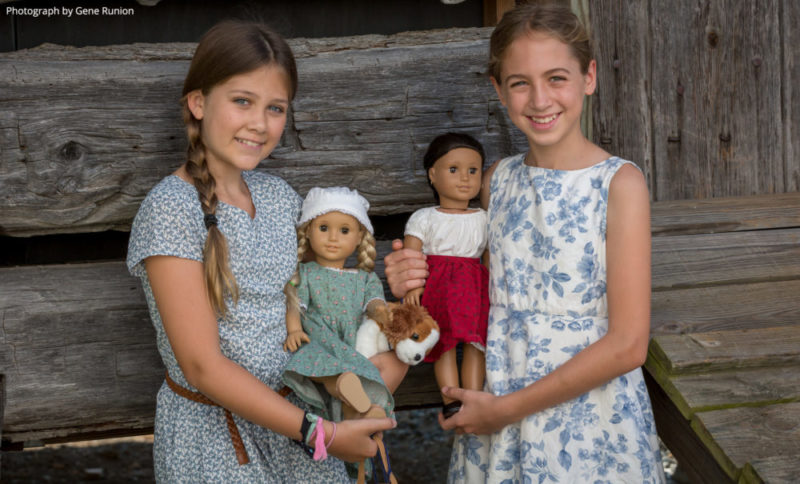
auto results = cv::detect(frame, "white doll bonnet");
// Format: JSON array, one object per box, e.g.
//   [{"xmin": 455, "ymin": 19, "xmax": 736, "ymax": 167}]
[{"xmin": 298, "ymin": 186, "xmax": 374, "ymax": 234}]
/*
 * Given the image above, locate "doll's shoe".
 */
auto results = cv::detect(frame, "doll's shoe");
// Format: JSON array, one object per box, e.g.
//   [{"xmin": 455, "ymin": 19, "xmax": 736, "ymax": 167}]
[
  {"xmin": 442, "ymin": 400, "xmax": 462, "ymax": 419},
  {"xmin": 359, "ymin": 405, "xmax": 397, "ymax": 484},
  {"xmin": 336, "ymin": 372, "xmax": 371, "ymax": 414}
]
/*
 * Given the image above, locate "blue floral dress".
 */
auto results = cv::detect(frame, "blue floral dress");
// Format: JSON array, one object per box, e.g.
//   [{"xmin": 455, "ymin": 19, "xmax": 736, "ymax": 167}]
[
  {"xmin": 127, "ymin": 172, "xmax": 349, "ymax": 483},
  {"xmin": 448, "ymin": 154, "xmax": 665, "ymax": 483}
]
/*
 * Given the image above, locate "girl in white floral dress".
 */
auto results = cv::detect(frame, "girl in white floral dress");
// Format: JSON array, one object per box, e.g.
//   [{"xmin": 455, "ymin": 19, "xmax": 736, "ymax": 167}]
[{"xmin": 385, "ymin": 3, "xmax": 665, "ymax": 483}]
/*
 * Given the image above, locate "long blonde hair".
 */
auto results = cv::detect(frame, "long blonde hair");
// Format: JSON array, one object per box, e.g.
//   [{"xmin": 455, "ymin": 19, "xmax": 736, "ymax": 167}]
[
  {"xmin": 284, "ymin": 217, "xmax": 377, "ymax": 314},
  {"xmin": 181, "ymin": 20, "xmax": 297, "ymax": 316}
]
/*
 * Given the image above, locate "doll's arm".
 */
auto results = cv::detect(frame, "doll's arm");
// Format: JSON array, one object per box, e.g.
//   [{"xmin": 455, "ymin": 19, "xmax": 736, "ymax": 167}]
[
  {"xmin": 283, "ymin": 304, "xmax": 310, "ymax": 352},
  {"xmin": 440, "ymin": 164, "xmax": 652, "ymax": 435},
  {"xmin": 365, "ymin": 299, "xmax": 390, "ymax": 327},
  {"xmin": 402, "ymin": 235, "xmax": 425, "ymax": 305}
]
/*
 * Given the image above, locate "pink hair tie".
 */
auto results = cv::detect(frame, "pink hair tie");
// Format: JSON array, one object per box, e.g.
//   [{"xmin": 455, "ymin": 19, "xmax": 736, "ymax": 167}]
[
  {"xmin": 326, "ymin": 421, "xmax": 337, "ymax": 450},
  {"xmin": 311, "ymin": 416, "xmax": 328, "ymax": 461}
]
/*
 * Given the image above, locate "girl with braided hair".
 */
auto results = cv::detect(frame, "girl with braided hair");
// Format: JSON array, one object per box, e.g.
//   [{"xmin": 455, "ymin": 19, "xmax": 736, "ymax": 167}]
[{"xmin": 127, "ymin": 20, "xmax": 398, "ymax": 482}]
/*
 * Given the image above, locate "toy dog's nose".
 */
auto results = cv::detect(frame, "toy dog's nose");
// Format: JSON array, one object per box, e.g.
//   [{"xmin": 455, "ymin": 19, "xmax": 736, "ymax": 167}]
[{"xmin": 414, "ymin": 354, "xmax": 422, "ymax": 361}]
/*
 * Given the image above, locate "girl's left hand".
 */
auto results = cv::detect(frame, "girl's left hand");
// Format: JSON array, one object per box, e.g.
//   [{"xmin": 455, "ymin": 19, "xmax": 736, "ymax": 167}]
[{"xmin": 437, "ymin": 386, "xmax": 513, "ymax": 435}]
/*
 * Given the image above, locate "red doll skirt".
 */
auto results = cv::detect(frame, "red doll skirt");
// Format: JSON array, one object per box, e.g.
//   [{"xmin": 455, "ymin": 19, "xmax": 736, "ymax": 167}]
[{"xmin": 420, "ymin": 255, "xmax": 489, "ymax": 362}]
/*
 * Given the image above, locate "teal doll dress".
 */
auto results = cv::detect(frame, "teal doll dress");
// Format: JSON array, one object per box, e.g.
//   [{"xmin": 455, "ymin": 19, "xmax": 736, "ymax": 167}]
[{"xmin": 282, "ymin": 261, "xmax": 394, "ymax": 421}]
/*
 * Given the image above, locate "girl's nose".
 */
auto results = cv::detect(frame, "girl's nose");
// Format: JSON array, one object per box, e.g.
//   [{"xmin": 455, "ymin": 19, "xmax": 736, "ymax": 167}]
[
  {"xmin": 529, "ymin": 83, "xmax": 551, "ymax": 110},
  {"xmin": 249, "ymin": 110, "xmax": 268, "ymax": 133}
]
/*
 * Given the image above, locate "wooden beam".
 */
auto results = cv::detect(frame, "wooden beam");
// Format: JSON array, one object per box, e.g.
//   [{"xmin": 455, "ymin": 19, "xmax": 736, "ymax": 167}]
[{"xmin": 483, "ymin": 0, "xmax": 515, "ymax": 26}]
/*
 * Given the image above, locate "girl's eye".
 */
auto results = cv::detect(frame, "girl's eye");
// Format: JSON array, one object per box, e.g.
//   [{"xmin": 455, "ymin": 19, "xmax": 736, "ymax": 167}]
[
  {"xmin": 319, "ymin": 225, "xmax": 328, "ymax": 232},
  {"xmin": 509, "ymin": 80, "xmax": 527, "ymax": 88},
  {"xmin": 550, "ymin": 76, "xmax": 566, "ymax": 82},
  {"xmin": 269, "ymin": 105, "xmax": 285, "ymax": 114},
  {"xmin": 341, "ymin": 227, "xmax": 350, "ymax": 235},
  {"xmin": 449, "ymin": 167, "xmax": 457, "ymax": 173},
  {"xmin": 234, "ymin": 98, "xmax": 250, "ymax": 106}
]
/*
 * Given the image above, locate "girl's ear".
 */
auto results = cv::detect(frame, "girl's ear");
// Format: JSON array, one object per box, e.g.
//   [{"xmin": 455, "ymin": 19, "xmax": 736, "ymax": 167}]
[
  {"xmin": 186, "ymin": 89, "xmax": 205, "ymax": 121},
  {"xmin": 583, "ymin": 60, "xmax": 597, "ymax": 96},
  {"xmin": 490, "ymin": 76, "xmax": 507, "ymax": 107}
]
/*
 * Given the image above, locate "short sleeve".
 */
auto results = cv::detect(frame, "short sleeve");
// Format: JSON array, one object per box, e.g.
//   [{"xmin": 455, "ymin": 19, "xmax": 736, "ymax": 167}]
[
  {"xmin": 404, "ymin": 208, "xmax": 430, "ymax": 242},
  {"xmin": 363, "ymin": 271, "xmax": 385, "ymax": 309},
  {"xmin": 126, "ymin": 177, "xmax": 205, "ymax": 278}
]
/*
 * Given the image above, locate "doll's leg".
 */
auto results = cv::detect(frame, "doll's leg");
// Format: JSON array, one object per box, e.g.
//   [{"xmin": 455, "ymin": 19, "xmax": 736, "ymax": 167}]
[
  {"xmin": 433, "ymin": 348, "xmax": 460, "ymax": 404},
  {"xmin": 461, "ymin": 343, "xmax": 486, "ymax": 391},
  {"xmin": 369, "ymin": 351, "xmax": 409, "ymax": 393},
  {"xmin": 313, "ymin": 372, "xmax": 371, "ymax": 418}
]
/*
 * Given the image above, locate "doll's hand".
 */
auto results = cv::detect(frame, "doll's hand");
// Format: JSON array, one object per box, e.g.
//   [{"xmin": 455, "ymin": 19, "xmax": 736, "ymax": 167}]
[
  {"xmin": 437, "ymin": 387, "xmax": 513, "ymax": 435},
  {"xmin": 325, "ymin": 416, "xmax": 397, "ymax": 462},
  {"xmin": 404, "ymin": 287, "xmax": 423, "ymax": 306},
  {"xmin": 370, "ymin": 302, "xmax": 390, "ymax": 327},
  {"xmin": 283, "ymin": 330, "xmax": 310, "ymax": 352}
]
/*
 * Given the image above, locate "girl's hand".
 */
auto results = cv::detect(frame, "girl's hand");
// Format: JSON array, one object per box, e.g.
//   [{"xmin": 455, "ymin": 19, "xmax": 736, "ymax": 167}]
[
  {"xmin": 383, "ymin": 239, "xmax": 428, "ymax": 299},
  {"xmin": 437, "ymin": 387, "xmax": 512, "ymax": 435},
  {"xmin": 325, "ymin": 416, "xmax": 397, "ymax": 462},
  {"xmin": 283, "ymin": 330, "xmax": 310, "ymax": 352}
]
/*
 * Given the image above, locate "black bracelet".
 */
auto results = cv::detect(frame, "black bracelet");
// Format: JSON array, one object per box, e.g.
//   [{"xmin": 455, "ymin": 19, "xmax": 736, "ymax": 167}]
[
  {"xmin": 293, "ymin": 411, "xmax": 314, "ymax": 457},
  {"xmin": 299, "ymin": 411, "xmax": 311, "ymax": 442}
]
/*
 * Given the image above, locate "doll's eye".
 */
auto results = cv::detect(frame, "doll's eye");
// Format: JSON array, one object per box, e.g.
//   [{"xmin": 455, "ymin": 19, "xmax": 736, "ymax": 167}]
[
  {"xmin": 341, "ymin": 227, "xmax": 350, "ymax": 234},
  {"xmin": 319, "ymin": 224, "xmax": 328, "ymax": 232},
  {"xmin": 449, "ymin": 167, "xmax": 457, "ymax": 173},
  {"xmin": 469, "ymin": 168, "xmax": 478, "ymax": 175},
  {"xmin": 411, "ymin": 333, "xmax": 419, "ymax": 341}
]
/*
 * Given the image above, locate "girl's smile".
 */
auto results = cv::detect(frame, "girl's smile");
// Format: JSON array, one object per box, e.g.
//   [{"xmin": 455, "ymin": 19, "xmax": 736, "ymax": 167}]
[
  {"xmin": 492, "ymin": 32, "xmax": 596, "ymax": 164},
  {"xmin": 186, "ymin": 64, "xmax": 291, "ymax": 177}
]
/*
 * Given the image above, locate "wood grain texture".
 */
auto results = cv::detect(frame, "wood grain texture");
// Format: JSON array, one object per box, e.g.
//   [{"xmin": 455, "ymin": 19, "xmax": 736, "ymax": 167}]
[
  {"xmin": 652, "ymin": 228, "xmax": 800, "ymax": 290},
  {"xmin": 650, "ymin": 193, "xmax": 800, "ymax": 236},
  {"xmin": 651, "ymin": 279, "xmax": 800, "ymax": 334},
  {"xmin": 650, "ymin": 327, "xmax": 800, "ymax": 375},
  {"xmin": 691, "ymin": 402, "xmax": 800, "ymax": 479},
  {"xmin": 590, "ymin": 1, "xmax": 798, "ymax": 201},
  {"xmin": 742, "ymin": 455, "xmax": 800, "ymax": 484},
  {"xmin": 0, "ymin": 28, "xmax": 532, "ymax": 237}
]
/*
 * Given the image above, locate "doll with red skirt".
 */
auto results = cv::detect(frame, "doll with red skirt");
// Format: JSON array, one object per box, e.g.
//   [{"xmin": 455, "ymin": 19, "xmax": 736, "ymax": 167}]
[{"xmin": 403, "ymin": 132, "xmax": 489, "ymax": 419}]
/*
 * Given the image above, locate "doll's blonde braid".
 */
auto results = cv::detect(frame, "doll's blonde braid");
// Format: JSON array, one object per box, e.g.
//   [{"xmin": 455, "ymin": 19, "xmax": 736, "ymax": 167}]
[
  {"xmin": 356, "ymin": 229, "xmax": 377, "ymax": 273},
  {"xmin": 284, "ymin": 221, "xmax": 310, "ymax": 314}
]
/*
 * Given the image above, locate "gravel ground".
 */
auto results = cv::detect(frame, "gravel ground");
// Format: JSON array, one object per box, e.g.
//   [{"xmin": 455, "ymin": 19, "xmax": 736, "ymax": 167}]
[{"xmin": 2, "ymin": 408, "xmax": 685, "ymax": 483}]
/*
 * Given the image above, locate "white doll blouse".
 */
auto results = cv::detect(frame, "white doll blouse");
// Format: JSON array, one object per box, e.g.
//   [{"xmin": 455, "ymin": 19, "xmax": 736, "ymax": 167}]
[{"xmin": 404, "ymin": 206, "xmax": 488, "ymax": 258}]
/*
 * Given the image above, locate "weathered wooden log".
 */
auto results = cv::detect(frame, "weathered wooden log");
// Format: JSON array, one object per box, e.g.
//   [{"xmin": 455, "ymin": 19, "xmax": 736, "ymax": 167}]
[{"xmin": 0, "ymin": 28, "xmax": 528, "ymax": 237}]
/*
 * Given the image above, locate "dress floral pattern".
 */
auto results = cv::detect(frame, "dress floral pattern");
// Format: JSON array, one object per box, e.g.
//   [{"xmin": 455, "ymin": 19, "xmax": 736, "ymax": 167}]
[
  {"xmin": 127, "ymin": 172, "xmax": 349, "ymax": 483},
  {"xmin": 282, "ymin": 261, "xmax": 393, "ymax": 421},
  {"xmin": 448, "ymin": 154, "xmax": 665, "ymax": 483}
]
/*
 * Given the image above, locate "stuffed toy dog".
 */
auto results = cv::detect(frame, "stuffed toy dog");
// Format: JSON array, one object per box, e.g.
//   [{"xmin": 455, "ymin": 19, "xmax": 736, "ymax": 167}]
[{"xmin": 356, "ymin": 302, "xmax": 440, "ymax": 365}]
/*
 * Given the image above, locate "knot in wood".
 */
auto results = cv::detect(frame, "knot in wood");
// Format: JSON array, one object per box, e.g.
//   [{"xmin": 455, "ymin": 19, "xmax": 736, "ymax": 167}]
[
  {"xmin": 706, "ymin": 31, "xmax": 719, "ymax": 48},
  {"xmin": 59, "ymin": 141, "xmax": 86, "ymax": 162}
]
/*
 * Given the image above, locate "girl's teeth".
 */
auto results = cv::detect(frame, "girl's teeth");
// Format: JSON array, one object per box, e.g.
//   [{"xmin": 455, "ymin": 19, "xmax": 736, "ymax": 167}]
[
  {"xmin": 238, "ymin": 138, "xmax": 261, "ymax": 147},
  {"xmin": 532, "ymin": 114, "xmax": 557, "ymax": 123}
]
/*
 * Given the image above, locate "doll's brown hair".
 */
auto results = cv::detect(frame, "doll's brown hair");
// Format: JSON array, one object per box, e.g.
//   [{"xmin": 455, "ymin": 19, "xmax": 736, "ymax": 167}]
[
  {"xmin": 423, "ymin": 132, "xmax": 485, "ymax": 203},
  {"xmin": 489, "ymin": 1, "xmax": 594, "ymax": 83},
  {"xmin": 285, "ymin": 218, "xmax": 377, "ymax": 314},
  {"xmin": 181, "ymin": 20, "xmax": 297, "ymax": 316}
]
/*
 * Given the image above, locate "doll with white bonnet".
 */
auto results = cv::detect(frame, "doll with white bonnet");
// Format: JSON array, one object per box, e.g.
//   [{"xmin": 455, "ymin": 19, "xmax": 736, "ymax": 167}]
[{"xmin": 282, "ymin": 187, "xmax": 394, "ymax": 424}]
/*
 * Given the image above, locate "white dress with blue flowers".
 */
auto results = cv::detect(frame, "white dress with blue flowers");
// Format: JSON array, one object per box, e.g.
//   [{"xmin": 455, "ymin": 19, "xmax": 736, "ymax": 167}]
[{"xmin": 448, "ymin": 154, "xmax": 665, "ymax": 483}]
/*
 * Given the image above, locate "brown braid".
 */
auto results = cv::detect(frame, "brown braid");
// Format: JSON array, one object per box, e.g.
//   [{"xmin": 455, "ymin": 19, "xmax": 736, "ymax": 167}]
[{"xmin": 182, "ymin": 100, "xmax": 239, "ymax": 316}]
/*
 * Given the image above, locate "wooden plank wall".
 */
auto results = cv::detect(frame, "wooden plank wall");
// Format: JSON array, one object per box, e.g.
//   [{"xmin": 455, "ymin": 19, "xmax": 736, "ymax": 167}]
[
  {"xmin": 591, "ymin": 0, "xmax": 800, "ymax": 200},
  {"xmin": 0, "ymin": 28, "xmax": 529, "ymax": 238}
]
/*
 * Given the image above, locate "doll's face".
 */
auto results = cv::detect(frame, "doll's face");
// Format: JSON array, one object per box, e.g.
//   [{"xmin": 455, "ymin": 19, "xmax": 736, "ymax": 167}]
[
  {"xmin": 428, "ymin": 147, "xmax": 483, "ymax": 208},
  {"xmin": 307, "ymin": 211, "xmax": 364, "ymax": 269}
]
